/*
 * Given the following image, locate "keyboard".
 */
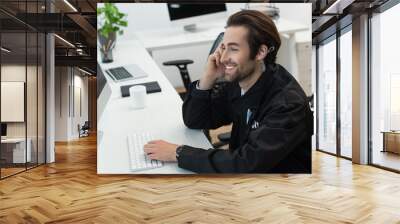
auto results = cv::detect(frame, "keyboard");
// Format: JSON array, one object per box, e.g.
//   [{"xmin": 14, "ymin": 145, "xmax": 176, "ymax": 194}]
[
  {"xmin": 127, "ymin": 133, "xmax": 163, "ymax": 171},
  {"xmin": 108, "ymin": 67, "xmax": 133, "ymax": 80}
]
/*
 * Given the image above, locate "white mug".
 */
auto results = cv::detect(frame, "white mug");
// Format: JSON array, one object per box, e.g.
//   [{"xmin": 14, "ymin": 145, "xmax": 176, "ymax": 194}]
[{"xmin": 129, "ymin": 85, "xmax": 147, "ymax": 109}]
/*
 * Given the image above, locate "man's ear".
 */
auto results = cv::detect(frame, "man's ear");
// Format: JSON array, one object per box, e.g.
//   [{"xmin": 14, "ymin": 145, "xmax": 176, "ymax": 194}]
[{"xmin": 256, "ymin": 44, "xmax": 268, "ymax": 61}]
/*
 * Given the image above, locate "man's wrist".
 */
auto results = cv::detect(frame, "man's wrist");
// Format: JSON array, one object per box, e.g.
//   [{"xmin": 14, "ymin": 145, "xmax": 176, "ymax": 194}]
[
  {"xmin": 198, "ymin": 80, "xmax": 212, "ymax": 90},
  {"xmin": 199, "ymin": 75, "xmax": 217, "ymax": 90},
  {"xmin": 175, "ymin": 145, "xmax": 184, "ymax": 159}
]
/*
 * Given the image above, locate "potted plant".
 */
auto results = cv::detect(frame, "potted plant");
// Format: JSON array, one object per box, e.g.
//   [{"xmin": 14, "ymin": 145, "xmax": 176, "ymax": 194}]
[{"xmin": 97, "ymin": 3, "xmax": 128, "ymax": 63}]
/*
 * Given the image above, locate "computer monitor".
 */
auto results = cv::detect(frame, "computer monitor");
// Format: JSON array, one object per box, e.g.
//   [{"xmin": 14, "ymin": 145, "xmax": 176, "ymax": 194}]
[
  {"xmin": 167, "ymin": 3, "xmax": 227, "ymax": 32},
  {"xmin": 1, "ymin": 123, "xmax": 7, "ymax": 137}
]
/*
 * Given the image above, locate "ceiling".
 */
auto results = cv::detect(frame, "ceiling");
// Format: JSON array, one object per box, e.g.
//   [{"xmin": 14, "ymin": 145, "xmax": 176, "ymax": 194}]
[
  {"xmin": 0, "ymin": 0, "xmax": 97, "ymax": 74},
  {"xmin": 309, "ymin": 0, "xmax": 391, "ymax": 44}
]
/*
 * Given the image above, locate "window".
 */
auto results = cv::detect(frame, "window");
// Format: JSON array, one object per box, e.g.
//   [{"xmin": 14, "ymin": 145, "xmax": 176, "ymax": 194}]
[
  {"xmin": 339, "ymin": 28, "xmax": 352, "ymax": 158},
  {"xmin": 370, "ymin": 2, "xmax": 400, "ymax": 171},
  {"xmin": 317, "ymin": 36, "xmax": 337, "ymax": 155}
]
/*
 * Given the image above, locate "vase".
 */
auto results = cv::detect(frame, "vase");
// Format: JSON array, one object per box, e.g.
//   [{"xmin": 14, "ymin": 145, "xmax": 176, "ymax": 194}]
[{"xmin": 98, "ymin": 31, "xmax": 116, "ymax": 63}]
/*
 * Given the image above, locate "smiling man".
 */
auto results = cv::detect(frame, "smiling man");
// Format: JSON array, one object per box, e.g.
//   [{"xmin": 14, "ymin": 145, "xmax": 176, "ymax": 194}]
[{"xmin": 144, "ymin": 10, "xmax": 313, "ymax": 173}]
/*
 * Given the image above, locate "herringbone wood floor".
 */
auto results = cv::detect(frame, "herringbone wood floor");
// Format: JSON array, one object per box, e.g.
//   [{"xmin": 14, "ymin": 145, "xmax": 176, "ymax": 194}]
[{"xmin": 1, "ymin": 134, "xmax": 400, "ymax": 224}]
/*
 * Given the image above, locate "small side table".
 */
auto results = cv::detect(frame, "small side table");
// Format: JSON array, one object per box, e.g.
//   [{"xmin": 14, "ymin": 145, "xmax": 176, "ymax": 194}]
[{"xmin": 381, "ymin": 131, "xmax": 400, "ymax": 154}]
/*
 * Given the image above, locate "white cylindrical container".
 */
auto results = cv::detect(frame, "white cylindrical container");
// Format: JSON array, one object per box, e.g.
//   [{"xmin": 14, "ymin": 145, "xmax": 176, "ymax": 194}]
[{"xmin": 129, "ymin": 85, "xmax": 147, "ymax": 109}]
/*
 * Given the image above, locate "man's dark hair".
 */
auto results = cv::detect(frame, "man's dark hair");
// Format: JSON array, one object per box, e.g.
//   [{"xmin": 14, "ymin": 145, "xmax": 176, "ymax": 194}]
[{"xmin": 226, "ymin": 10, "xmax": 281, "ymax": 64}]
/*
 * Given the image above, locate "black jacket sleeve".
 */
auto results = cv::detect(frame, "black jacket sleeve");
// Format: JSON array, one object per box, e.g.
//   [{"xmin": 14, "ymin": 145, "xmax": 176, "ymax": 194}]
[
  {"xmin": 182, "ymin": 81, "xmax": 233, "ymax": 130},
  {"xmin": 177, "ymin": 89, "xmax": 312, "ymax": 173}
]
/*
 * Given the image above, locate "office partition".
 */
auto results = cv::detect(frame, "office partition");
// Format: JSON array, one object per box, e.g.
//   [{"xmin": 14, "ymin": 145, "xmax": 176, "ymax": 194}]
[
  {"xmin": 0, "ymin": 30, "xmax": 28, "ymax": 177},
  {"xmin": 0, "ymin": 0, "xmax": 47, "ymax": 179}
]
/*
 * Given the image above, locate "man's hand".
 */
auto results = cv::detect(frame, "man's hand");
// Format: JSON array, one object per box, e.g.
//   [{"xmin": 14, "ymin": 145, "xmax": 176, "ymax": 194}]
[
  {"xmin": 199, "ymin": 45, "xmax": 225, "ymax": 90},
  {"xmin": 143, "ymin": 140, "xmax": 179, "ymax": 162}
]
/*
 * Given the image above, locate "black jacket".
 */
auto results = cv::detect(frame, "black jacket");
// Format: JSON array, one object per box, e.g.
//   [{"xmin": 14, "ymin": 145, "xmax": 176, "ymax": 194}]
[{"xmin": 179, "ymin": 63, "xmax": 313, "ymax": 173}]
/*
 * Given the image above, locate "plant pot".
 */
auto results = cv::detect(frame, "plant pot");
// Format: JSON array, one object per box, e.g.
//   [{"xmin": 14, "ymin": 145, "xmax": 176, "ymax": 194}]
[{"xmin": 98, "ymin": 31, "xmax": 116, "ymax": 63}]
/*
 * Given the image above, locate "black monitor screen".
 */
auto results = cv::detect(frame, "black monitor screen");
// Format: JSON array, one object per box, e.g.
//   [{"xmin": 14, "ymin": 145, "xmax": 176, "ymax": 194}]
[
  {"xmin": 97, "ymin": 62, "xmax": 107, "ymax": 99},
  {"xmin": 1, "ymin": 123, "xmax": 7, "ymax": 136},
  {"xmin": 167, "ymin": 4, "xmax": 226, "ymax": 21}
]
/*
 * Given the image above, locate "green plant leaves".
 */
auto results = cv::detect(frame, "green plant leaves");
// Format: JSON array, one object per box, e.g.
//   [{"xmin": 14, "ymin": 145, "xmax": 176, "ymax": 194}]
[{"xmin": 98, "ymin": 3, "xmax": 128, "ymax": 38}]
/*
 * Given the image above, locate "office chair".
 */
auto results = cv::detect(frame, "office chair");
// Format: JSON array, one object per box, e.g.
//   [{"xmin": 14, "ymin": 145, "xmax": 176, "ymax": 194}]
[
  {"xmin": 163, "ymin": 32, "xmax": 231, "ymax": 148},
  {"xmin": 79, "ymin": 121, "xmax": 90, "ymax": 138}
]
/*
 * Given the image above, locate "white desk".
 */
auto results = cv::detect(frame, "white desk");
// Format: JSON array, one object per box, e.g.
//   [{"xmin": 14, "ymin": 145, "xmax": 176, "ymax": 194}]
[
  {"xmin": 133, "ymin": 18, "xmax": 308, "ymax": 87},
  {"xmin": 97, "ymin": 39, "xmax": 213, "ymax": 174},
  {"xmin": 134, "ymin": 19, "xmax": 306, "ymax": 52},
  {"xmin": 1, "ymin": 138, "xmax": 31, "ymax": 163}
]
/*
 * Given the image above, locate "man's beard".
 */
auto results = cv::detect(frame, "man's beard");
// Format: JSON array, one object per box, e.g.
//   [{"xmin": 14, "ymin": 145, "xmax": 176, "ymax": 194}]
[{"xmin": 224, "ymin": 60, "xmax": 257, "ymax": 83}]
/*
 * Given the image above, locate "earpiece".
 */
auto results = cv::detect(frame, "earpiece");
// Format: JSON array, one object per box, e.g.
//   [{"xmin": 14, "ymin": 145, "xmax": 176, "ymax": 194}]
[{"xmin": 268, "ymin": 46, "xmax": 275, "ymax": 53}]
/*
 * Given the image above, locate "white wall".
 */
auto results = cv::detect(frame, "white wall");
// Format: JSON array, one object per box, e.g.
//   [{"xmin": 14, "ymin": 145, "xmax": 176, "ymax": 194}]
[
  {"xmin": 1, "ymin": 82, "xmax": 25, "ymax": 122},
  {"xmin": 277, "ymin": 3, "xmax": 311, "ymax": 43},
  {"xmin": 1, "ymin": 63, "xmax": 46, "ymax": 164},
  {"xmin": 1, "ymin": 66, "xmax": 26, "ymax": 137},
  {"xmin": 1, "ymin": 65, "xmax": 36, "ymax": 137},
  {"xmin": 116, "ymin": 3, "xmax": 170, "ymax": 41},
  {"xmin": 73, "ymin": 74, "xmax": 89, "ymax": 138},
  {"xmin": 54, "ymin": 67, "xmax": 89, "ymax": 141},
  {"xmin": 55, "ymin": 67, "xmax": 69, "ymax": 141}
]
